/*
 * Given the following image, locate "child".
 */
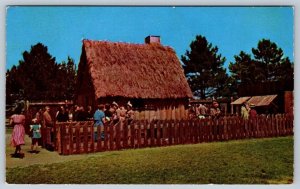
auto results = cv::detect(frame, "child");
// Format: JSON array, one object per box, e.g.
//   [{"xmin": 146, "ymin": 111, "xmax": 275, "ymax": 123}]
[{"xmin": 30, "ymin": 118, "xmax": 42, "ymax": 153}]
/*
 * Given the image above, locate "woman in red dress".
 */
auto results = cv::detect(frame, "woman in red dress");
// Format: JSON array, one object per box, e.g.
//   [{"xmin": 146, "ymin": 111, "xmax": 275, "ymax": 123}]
[{"xmin": 10, "ymin": 107, "xmax": 26, "ymax": 158}]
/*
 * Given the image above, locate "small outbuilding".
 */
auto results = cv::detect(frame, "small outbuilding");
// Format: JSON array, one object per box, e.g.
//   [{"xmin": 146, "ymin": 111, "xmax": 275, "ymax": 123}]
[{"xmin": 75, "ymin": 36, "xmax": 193, "ymax": 120}]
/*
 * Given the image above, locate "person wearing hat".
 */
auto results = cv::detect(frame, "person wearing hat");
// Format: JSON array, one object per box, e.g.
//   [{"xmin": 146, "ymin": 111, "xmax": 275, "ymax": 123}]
[
  {"xmin": 110, "ymin": 101, "xmax": 120, "ymax": 124},
  {"xmin": 126, "ymin": 101, "xmax": 134, "ymax": 124},
  {"xmin": 241, "ymin": 102, "xmax": 250, "ymax": 120},
  {"xmin": 249, "ymin": 104, "xmax": 257, "ymax": 119},
  {"xmin": 30, "ymin": 118, "xmax": 42, "ymax": 153},
  {"xmin": 210, "ymin": 101, "xmax": 221, "ymax": 119}
]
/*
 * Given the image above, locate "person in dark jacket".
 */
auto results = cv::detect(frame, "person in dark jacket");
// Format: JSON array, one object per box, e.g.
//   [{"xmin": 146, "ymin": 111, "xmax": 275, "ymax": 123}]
[{"xmin": 56, "ymin": 106, "xmax": 69, "ymax": 122}]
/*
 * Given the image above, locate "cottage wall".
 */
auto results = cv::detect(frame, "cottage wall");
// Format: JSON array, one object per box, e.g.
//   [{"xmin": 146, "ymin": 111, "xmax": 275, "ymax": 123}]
[{"xmin": 96, "ymin": 97, "xmax": 189, "ymax": 121}]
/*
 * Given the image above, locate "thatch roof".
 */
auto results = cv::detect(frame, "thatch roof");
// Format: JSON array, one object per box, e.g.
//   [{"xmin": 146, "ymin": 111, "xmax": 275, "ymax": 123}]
[{"xmin": 80, "ymin": 39, "xmax": 192, "ymax": 99}]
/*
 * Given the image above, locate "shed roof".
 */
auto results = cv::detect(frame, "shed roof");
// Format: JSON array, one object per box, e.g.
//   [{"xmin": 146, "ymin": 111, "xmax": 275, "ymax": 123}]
[
  {"xmin": 231, "ymin": 97, "xmax": 251, "ymax": 105},
  {"xmin": 79, "ymin": 39, "xmax": 193, "ymax": 99},
  {"xmin": 247, "ymin": 95, "xmax": 277, "ymax": 107}
]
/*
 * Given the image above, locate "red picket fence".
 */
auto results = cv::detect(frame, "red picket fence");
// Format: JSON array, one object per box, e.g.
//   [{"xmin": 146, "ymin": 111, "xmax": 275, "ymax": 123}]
[{"xmin": 54, "ymin": 115, "xmax": 293, "ymax": 155}]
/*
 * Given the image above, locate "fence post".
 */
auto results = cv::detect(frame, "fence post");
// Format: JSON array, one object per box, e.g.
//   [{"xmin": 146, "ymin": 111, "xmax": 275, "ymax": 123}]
[
  {"xmin": 82, "ymin": 122, "xmax": 88, "ymax": 153},
  {"xmin": 186, "ymin": 119, "xmax": 190, "ymax": 143},
  {"xmin": 169, "ymin": 120, "xmax": 174, "ymax": 145},
  {"xmin": 199, "ymin": 119, "xmax": 204, "ymax": 142},
  {"xmin": 60, "ymin": 124, "xmax": 66, "ymax": 155},
  {"xmin": 55, "ymin": 123, "xmax": 61, "ymax": 154},
  {"xmin": 137, "ymin": 121, "xmax": 142, "ymax": 148},
  {"xmin": 223, "ymin": 117, "xmax": 228, "ymax": 141},
  {"xmin": 180, "ymin": 120, "xmax": 184, "ymax": 144},
  {"xmin": 122, "ymin": 121, "xmax": 128, "ymax": 149},
  {"xmin": 68, "ymin": 123, "xmax": 73, "ymax": 154},
  {"xmin": 144, "ymin": 120, "xmax": 149, "ymax": 147},
  {"xmin": 174, "ymin": 120, "xmax": 179, "ymax": 145},
  {"xmin": 115, "ymin": 121, "xmax": 121, "ymax": 150},
  {"xmin": 109, "ymin": 124, "xmax": 115, "ymax": 150},
  {"xmin": 208, "ymin": 118, "xmax": 213, "ymax": 142},
  {"xmin": 130, "ymin": 121, "xmax": 135, "ymax": 148},
  {"xmin": 150, "ymin": 121, "xmax": 155, "ymax": 147},
  {"xmin": 157, "ymin": 120, "xmax": 162, "ymax": 147},
  {"xmin": 194, "ymin": 120, "xmax": 199, "ymax": 143},
  {"xmin": 203, "ymin": 118, "xmax": 208, "ymax": 142},
  {"xmin": 95, "ymin": 126, "xmax": 101, "ymax": 152},
  {"xmin": 141, "ymin": 120, "xmax": 146, "ymax": 147},
  {"xmin": 162, "ymin": 120, "xmax": 169, "ymax": 146},
  {"xmin": 103, "ymin": 124, "xmax": 108, "ymax": 150}
]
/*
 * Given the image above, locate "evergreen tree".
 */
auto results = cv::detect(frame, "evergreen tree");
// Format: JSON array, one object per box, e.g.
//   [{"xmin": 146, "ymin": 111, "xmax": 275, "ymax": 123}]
[
  {"xmin": 229, "ymin": 39, "xmax": 293, "ymax": 87},
  {"xmin": 252, "ymin": 39, "xmax": 293, "ymax": 82},
  {"xmin": 181, "ymin": 35, "xmax": 228, "ymax": 99},
  {"xmin": 228, "ymin": 39, "xmax": 294, "ymax": 96},
  {"xmin": 228, "ymin": 51, "xmax": 265, "ymax": 85},
  {"xmin": 6, "ymin": 43, "xmax": 77, "ymax": 102}
]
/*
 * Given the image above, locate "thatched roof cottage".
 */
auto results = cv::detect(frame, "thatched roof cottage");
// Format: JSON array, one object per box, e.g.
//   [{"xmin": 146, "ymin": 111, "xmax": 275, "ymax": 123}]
[{"xmin": 75, "ymin": 36, "xmax": 193, "ymax": 120}]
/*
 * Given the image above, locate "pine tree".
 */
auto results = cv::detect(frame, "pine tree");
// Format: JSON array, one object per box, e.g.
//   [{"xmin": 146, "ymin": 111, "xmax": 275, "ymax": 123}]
[
  {"xmin": 181, "ymin": 35, "xmax": 228, "ymax": 99},
  {"xmin": 6, "ymin": 43, "xmax": 77, "ymax": 101}
]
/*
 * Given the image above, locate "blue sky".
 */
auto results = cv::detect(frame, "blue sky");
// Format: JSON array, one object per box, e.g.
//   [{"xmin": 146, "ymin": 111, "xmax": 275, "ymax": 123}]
[{"xmin": 6, "ymin": 6, "xmax": 294, "ymax": 71}]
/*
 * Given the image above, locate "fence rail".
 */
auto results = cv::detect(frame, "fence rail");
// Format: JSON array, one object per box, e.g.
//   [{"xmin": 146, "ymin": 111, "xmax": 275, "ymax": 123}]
[{"xmin": 53, "ymin": 115, "xmax": 293, "ymax": 155}]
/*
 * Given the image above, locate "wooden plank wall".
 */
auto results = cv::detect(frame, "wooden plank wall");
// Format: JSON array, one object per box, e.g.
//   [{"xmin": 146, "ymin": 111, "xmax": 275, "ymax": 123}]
[
  {"xmin": 55, "ymin": 114, "xmax": 294, "ymax": 155},
  {"xmin": 134, "ymin": 104, "xmax": 188, "ymax": 121}
]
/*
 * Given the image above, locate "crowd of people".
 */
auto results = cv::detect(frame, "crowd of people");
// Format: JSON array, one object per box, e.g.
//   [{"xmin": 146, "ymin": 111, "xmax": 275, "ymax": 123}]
[
  {"xmin": 9, "ymin": 100, "xmax": 260, "ymax": 159},
  {"xmin": 9, "ymin": 101, "xmax": 135, "ymax": 158},
  {"xmin": 188, "ymin": 101, "xmax": 258, "ymax": 121},
  {"xmin": 188, "ymin": 101, "xmax": 222, "ymax": 120}
]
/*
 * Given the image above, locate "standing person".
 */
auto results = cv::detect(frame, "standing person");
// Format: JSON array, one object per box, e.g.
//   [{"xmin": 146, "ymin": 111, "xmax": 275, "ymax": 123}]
[
  {"xmin": 94, "ymin": 104, "xmax": 106, "ymax": 140},
  {"xmin": 35, "ymin": 109, "xmax": 43, "ymax": 124},
  {"xmin": 73, "ymin": 105, "xmax": 80, "ymax": 121},
  {"xmin": 198, "ymin": 104, "xmax": 208, "ymax": 119},
  {"xmin": 86, "ymin": 105, "xmax": 93, "ymax": 120},
  {"xmin": 111, "ymin": 101, "xmax": 120, "ymax": 124},
  {"xmin": 34, "ymin": 109, "xmax": 43, "ymax": 146},
  {"xmin": 117, "ymin": 106, "xmax": 127, "ymax": 122},
  {"xmin": 77, "ymin": 106, "xmax": 87, "ymax": 121},
  {"xmin": 10, "ymin": 106, "xmax": 26, "ymax": 158},
  {"xmin": 241, "ymin": 102, "xmax": 250, "ymax": 120},
  {"xmin": 68, "ymin": 106, "xmax": 74, "ymax": 122},
  {"xmin": 249, "ymin": 104, "xmax": 258, "ymax": 119},
  {"xmin": 210, "ymin": 101, "xmax": 221, "ymax": 119},
  {"xmin": 125, "ymin": 101, "xmax": 135, "ymax": 124},
  {"xmin": 56, "ymin": 106, "xmax": 69, "ymax": 122},
  {"xmin": 188, "ymin": 104, "xmax": 196, "ymax": 120},
  {"xmin": 30, "ymin": 118, "xmax": 42, "ymax": 153},
  {"xmin": 43, "ymin": 106, "xmax": 54, "ymax": 149},
  {"xmin": 104, "ymin": 103, "xmax": 112, "ymax": 118}
]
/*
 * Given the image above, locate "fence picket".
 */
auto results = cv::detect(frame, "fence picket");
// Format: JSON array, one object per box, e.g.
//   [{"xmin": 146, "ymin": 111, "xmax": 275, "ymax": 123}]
[
  {"xmin": 157, "ymin": 121, "xmax": 162, "ymax": 147},
  {"xmin": 55, "ymin": 115, "xmax": 293, "ymax": 155},
  {"xmin": 115, "ymin": 122, "xmax": 121, "ymax": 150},
  {"xmin": 150, "ymin": 121, "xmax": 155, "ymax": 147},
  {"xmin": 174, "ymin": 121, "xmax": 179, "ymax": 145},
  {"xmin": 163, "ymin": 120, "xmax": 168, "ymax": 146},
  {"xmin": 169, "ymin": 120, "xmax": 174, "ymax": 145},
  {"xmin": 144, "ymin": 120, "xmax": 148, "ymax": 147},
  {"xmin": 123, "ymin": 121, "xmax": 128, "ymax": 148},
  {"xmin": 103, "ymin": 124, "xmax": 108, "ymax": 150},
  {"xmin": 83, "ymin": 122, "xmax": 88, "ymax": 153},
  {"xmin": 137, "ymin": 122, "xmax": 142, "ymax": 148},
  {"xmin": 131, "ymin": 122, "xmax": 136, "ymax": 148}
]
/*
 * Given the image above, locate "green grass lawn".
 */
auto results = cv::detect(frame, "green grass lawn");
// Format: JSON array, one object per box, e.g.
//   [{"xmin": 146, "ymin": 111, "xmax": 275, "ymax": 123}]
[{"xmin": 6, "ymin": 134, "xmax": 293, "ymax": 184}]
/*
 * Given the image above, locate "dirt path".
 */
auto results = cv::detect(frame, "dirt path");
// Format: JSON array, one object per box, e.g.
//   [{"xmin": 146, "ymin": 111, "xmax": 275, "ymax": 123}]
[{"xmin": 6, "ymin": 133, "xmax": 104, "ymax": 169}]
